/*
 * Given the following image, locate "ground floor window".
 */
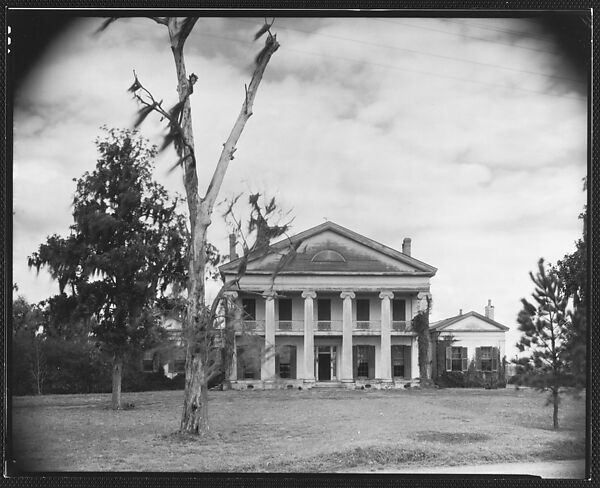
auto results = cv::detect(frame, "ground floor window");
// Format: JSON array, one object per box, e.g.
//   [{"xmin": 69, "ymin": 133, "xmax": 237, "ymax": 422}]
[
  {"xmin": 353, "ymin": 345, "xmax": 375, "ymax": 379},
  {"xmin": 236, "ymin": 345, "xmax": 261, "ymax": 380},
  {"xmin": 142, "ymin": 351, "xmax": 160, "ymax": 373},
  {"xmin": 446, "ymin": 346, "xmax": 468, "ymax": 372},
  {"xmin": 276, "ymin": 345, "xmax": 297, "ymax": 379},
  {"xmin": 477, "ymin": 346, "xmax": 498, "ymax": 372},
  {"xmin": 391, "ymin": 345, "xmax": 409, "ymax": 378}
]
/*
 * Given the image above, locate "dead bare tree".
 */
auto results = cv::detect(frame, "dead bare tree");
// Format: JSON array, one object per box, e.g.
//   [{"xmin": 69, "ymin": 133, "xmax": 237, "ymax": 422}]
[{"xmin": 99, "ymin": 17, "xmax": 279, "ymax": 434}]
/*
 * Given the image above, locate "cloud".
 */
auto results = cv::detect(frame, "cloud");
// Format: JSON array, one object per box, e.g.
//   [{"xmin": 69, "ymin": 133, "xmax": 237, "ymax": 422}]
[{"xmin": 12, "ymin": 16, "xmax": 587, "ymax": 360}]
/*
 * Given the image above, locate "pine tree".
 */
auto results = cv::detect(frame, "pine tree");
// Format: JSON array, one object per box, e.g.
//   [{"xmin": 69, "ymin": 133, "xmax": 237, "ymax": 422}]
[{"xmin": 513, "ymin": 258, "xmax": 571, "ymax": 429}]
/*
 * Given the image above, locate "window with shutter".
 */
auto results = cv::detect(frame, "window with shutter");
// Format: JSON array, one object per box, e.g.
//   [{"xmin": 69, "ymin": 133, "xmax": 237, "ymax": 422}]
[
  {"xmin": 276, "ymin": 345, "xmax": 297, "ymax": 379},
  {"xmin": 355, "ymin": 345, "xmax": 374, "ymax": 378},
  {"xmin": 491, "ymin": 347, "xmax": 499, "ymax": 372},
  {"xmin": 461, "ymin": 347, "xmax": 468, "ymax": 371},
  {"xmin": 450, "ymin": 346, "xmax": 467, "ymax": 371},
  {"xmin": 480, "ymin": 346, "xmax": 493, "ymax": 371},
  {"xmin": 475, "ymin": 347, "xmax": 482, "ymax": 371},
  {"xmin": 391, "ymin": 345, "xmax": 405, "ymax": 377},
  {"xmin": 446, "ymin": 346, "xmax": 452, "ymax": 372},
  {"xmin": 367, "ymin": 346, "xmax": 375, "ymax": 379}
]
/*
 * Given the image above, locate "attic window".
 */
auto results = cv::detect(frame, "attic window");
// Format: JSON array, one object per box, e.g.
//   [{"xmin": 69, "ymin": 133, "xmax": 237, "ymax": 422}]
[{"xmin": 311, "ymin": 249, "xmax": 346, "ymax": 263}]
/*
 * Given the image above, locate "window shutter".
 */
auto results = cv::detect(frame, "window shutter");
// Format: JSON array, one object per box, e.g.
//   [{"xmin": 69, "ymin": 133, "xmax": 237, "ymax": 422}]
[
  {"xmin": 461, "ymin": 347, "xmax": 468, "ymax": 371},
  {"xmin": 235, "ymin": 348, "xmax": 242, "ymax": 379},
  {"xmin": 290, "ymin": 346, "xmax": 297, "ymax": 379},
  {"xmin": 445, "ymin": 346, "xmax": 452, "ymax": 372},
  {"xmin": 492, "ymin": 347, "xmax": 499, "ymax": 371},
  {"xmin": 352, "ymin": 346, "xmax": 358, "ymax": 379},
  {"xmin": 475, "ymin": 347, "xmax": 482, "ymax": 371},
  {"xmin": 275, "ymin": 353, "xmax": 280, "ymax": 378},
  {"xmin": 368, "ymin": 346, "xmax": 375, "ymax": 379}
]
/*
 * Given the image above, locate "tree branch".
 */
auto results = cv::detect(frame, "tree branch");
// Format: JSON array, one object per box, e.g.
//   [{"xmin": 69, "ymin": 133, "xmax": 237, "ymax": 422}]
[{"xmin": 202, "ymin": 34, "xmax": 280, "ymax": 214}]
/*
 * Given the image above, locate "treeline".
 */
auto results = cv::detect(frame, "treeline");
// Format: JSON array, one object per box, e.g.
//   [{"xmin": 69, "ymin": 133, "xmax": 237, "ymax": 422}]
[{"xmin": 11, "ymin": 294, "xmax": 184, "ymax": 396}]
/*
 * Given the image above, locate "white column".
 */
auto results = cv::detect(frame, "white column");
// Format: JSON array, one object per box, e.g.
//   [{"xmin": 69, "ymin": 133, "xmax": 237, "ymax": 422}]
[
  {"xmin": 302, "ymin": 291, "xmax": 316, "ymax": 384},
  {"xmin": 379, "ymin": 291, "xmax": 393, "ymax": 383},
  {"xmin": 262, "ymin": 291, "xmax": 276, "ymax": 383},
  {"xmin": 223, "ymin": 291, "xmax": 239, "ymax": 381},
  {"xmin": 411, "ymin": 336, "xmax": 419, "ymax": 380},
  {"xmin": 340, "ymin": 291, "xmax": 355, "ymax": 383}
]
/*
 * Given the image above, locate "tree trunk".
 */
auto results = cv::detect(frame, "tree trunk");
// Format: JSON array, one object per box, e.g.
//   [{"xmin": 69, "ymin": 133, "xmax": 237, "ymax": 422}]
[
  {"xmin": 552, "ymin": 387, "xmax": 559, "ymax": 430},
  {"xmin": 180, "ymin": 350, "xmax": 209, "ymax": 433},
  {"xmin": 32, "ymin": 336, "xmax": 44, "ymax": 395},
  {"xmin": 418, "ymin": 333, "xmax": 431, "ymax": 381},
  {"xmin": 164, "ymin": 17, "xmax": 278, "ymax": 434},
  {"xmin": 111, "ymin": 353, "xmax": 123, "ymax": 410}
]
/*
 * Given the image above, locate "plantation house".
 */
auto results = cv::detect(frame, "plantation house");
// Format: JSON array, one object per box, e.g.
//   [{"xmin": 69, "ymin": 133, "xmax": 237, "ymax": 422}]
[
  {"xmin": 144, "ymin": 222, "xmax": 509, "ymax": 387},
  {"xmin": 220, "ymin": 221, "xmax": 438, "ymax": 389}
]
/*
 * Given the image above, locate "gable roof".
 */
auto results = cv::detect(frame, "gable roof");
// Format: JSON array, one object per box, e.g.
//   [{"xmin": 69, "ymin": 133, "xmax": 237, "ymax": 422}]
[
  {"xmin": 429, "ymin": 311, "xmax": 509, "ymax": 332},
  {"xmin": 219, "ymin": 220, "xmax": 437, "ymax": 276}
]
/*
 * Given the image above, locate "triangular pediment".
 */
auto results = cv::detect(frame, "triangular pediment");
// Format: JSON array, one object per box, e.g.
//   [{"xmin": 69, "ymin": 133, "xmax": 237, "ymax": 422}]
[
  {"xmin": 220, "ymin": 221, "xmax": 437, "ymax": 276},
  {"xmin": 430, "ymin": 312, "xmax": 509, "ymax": 332}
]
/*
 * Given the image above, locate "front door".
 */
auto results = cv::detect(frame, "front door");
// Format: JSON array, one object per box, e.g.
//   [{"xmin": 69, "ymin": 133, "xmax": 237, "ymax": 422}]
[{"xmin": 315, "ymin": 346, "xmax": 337, "ymax": 381}]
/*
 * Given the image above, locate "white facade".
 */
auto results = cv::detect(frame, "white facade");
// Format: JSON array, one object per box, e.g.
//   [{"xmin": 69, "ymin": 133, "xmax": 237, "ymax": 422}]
[{"xmin": 220, "ymin": 221, "xmax": 436, "ymax": 389}]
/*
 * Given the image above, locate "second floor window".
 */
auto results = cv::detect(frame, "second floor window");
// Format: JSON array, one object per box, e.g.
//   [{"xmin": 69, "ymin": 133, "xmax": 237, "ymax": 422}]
[
  {"xmin": 278, "ymin": 299, "xmax": 292, "ymax": 321},
  {"xmin": 392, "ymin": 299, "xmax": 406, "ymax": 321},
  {"xmin": 317, "ymin": 299, "xmax": 331, "ymax": 321},
  {"xmin": 242, "ymin": 298, "xmax": 256, "ymax": 321},
  {"xmin": 356, "ymin": 299, "xmax": 370, "ymax": 321}
]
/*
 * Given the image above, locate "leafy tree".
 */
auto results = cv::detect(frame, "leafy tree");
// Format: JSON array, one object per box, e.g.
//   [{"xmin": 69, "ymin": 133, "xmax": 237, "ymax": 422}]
[
  {"xmin": 29, "ymin": 128, "xmax": 187, "ymax": 409},
  {"xmin": 513, "ymin": 258, "xmax": 572, "ymax": 429},
  {"xmin": 98, "ymin": 17, "xmax": 280, "ymax": 433}
]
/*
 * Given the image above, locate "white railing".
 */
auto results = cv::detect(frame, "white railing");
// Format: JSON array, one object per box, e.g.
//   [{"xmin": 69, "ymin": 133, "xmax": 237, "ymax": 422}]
[
  {"xmin": 276, "ymin": 320, "xmax": 303, "ymax": 332},
  {"xmin": 241, "ymin": 320, "xmax": 265, "ymax": 332},
  {"xmin": 316, "ymin": 320, "xmax": 343, "ymax": 332},
  {"xmin": 392, "ymin": 320, "xmax": 412, "ymax": 332},
  {"xmin": 353, "ymin": 320, "xmax": 381, "ymax": 332}
]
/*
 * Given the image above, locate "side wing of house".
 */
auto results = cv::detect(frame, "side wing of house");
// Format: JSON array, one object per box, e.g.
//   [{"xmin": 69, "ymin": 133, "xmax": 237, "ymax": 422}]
[{"xmin": 431, "ymin": 312, "xmax": 508, "ymax": 374}]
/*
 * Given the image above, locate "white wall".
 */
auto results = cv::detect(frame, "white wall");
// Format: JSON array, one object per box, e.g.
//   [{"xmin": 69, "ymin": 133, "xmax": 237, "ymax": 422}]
[{"xmin": 438, "ymin": 331, "xmax": 506, "ymax": 360}]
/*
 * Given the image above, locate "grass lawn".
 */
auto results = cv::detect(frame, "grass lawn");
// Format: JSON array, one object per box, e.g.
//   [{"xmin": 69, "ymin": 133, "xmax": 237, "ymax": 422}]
[{"xmin": 10, "ymin": 387, "xmax": 585, "ymax": 473}]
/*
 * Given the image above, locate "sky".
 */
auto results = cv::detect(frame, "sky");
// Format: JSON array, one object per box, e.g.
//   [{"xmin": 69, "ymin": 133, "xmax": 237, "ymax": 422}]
[{"xmin": 11, "ymin": 14, "xmax": 588, "ymax": 357}]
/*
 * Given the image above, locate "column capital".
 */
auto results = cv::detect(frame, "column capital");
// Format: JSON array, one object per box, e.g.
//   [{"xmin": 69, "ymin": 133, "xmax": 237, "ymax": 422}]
[
  {"xmin": 417, "ymin": 291, "xmax": 432, "ymax": 300},
  {"xmin": 223, "ymin": 290, "xmax": 239, "ymax": 299},
  {"xmin": 379, "ymin": 291, "xmax": 394, "ymax": 300},
  {"xmin": 262, "ymin": 290, "xmax": 277, "ymax": 300},
  {"xmin": 301, "ymin": 290, "xmax": 316, "ymax": 299},
  {"xmin": 340, "ymin": 291, "xmax": 355, "ymax": 300}
]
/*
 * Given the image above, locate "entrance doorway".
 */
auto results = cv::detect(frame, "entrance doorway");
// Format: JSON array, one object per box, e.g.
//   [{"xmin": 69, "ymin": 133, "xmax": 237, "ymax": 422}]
[{"xmin": 315, "ymin": 346, "xmax": 337, "ymax": 381}]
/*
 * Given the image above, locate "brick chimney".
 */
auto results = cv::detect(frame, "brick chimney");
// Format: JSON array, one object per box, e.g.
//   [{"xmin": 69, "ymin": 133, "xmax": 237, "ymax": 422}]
[
  {"xmin": 484, "ymin": 299, "xmax": 494, "ymax": 321},
  {"xmin": 402, "ymin": 237, "xmax": 412, "ymax": 256},
  {"xmin": 229, "ymin": 233, "xmax": 238, "ymax": 261}
]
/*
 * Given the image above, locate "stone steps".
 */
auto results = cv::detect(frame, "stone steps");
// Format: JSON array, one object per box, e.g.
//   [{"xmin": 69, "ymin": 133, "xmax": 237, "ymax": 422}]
[{"xmin": 312, "ymin": 381, "xmax": 344, "ymax": 388}]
